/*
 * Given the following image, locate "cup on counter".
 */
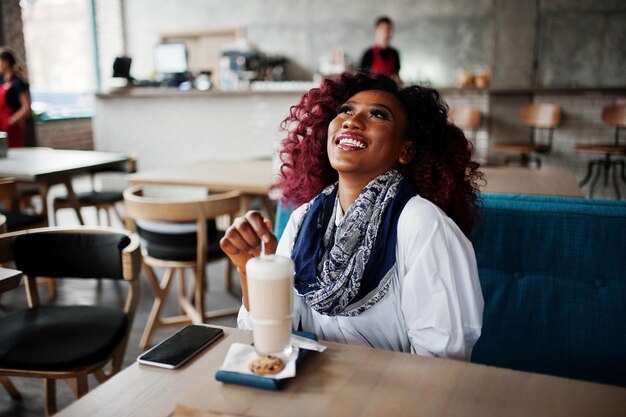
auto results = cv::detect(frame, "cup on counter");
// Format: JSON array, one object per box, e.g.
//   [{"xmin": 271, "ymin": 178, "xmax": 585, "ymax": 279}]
[
  {"xmin": 0, "ymin": 132, "xmax": 7, "ymax": 158},
  {"xmin": 246, "ymin": 254, "xmax": 294, "ymax": 358}
]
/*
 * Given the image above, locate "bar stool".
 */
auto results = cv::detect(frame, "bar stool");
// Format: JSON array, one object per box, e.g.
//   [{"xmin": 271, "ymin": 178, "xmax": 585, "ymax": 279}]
[
  {"xmin": 575, "ymin": 104, "xmax": 626, "ymax": 199},
  {"xmin": 491, "ymin": 103, "xmax": 562, "ymax": 168},
  {"xmin": 449, "ymin": 106, "xmax": 482, "ymax": 142}
]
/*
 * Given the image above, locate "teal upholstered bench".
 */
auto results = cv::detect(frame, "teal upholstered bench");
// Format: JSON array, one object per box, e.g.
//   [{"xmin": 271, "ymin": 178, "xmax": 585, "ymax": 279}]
[
  {"xmin": 274, "ymin": 194, "xmax": 626, "ymax": 386},
  {"xmin": 470, "ymin": 194, "xmax": 626, "ymax": 387}
]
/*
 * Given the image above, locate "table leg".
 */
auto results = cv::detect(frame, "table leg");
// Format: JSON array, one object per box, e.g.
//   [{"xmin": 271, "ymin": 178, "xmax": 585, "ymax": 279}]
[
  {"xmin": 63, "ymin": 179, "xmax": 85, "ymax": 225},
  {"xmin": 36, "ymin": 182, "xmax": 51, "ymax": 225}
]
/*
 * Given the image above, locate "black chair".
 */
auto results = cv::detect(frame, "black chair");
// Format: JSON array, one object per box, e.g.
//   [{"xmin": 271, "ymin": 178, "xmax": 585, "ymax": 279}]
[
  {"xmin": 0, "ymin": 178, "xmax": 47, "ymax": 232},
  {"xmin": 0, "ymin": 227, "xmax": 141, "ymax": 415},
  {"xmin": 0, "ymin": 178, "xmax": 56, "ymax": 299},
  {"xmin": 52, "ymin": 157, "xmax": 137, "ymax": 226}
]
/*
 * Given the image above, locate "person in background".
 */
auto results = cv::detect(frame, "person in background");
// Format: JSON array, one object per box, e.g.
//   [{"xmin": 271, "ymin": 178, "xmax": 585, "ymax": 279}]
[
  {"xmin": 360, "ymin": 16, "xmax": 401, "ymax": 81},
  {"xmin": 0, "ymin": 48, "xmax": 31, "ymax": 148},
  {"xmin": 221, "ymin": 71, "xmax": 484, "ymax": 360}
]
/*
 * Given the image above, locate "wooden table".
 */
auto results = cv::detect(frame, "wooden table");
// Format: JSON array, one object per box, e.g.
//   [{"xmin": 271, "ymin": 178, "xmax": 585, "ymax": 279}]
[
  {"xmin": 56, "ymin": 326, "xmax": 626, "ymax": 417},
  {"xmin": 0, "ymin": 148, "xmax": 129, "ymax": 224},
  {"xmin": 128, "ymin": 159, "xmax": 277, "ymax": 221},
  {"xmin": 481, "ymin": 166, "xmax": 584, "ymax": 197},
  {"xmin": 129, "ymin": 161, "xmax": 584, "ymax": 206}
]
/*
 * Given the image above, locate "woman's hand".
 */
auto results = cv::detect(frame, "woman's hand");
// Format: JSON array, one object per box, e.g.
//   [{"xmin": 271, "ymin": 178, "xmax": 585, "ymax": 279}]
[
  {"xmin": 220, "ymin": 211, "xmax": 278, "ymax": 273},
  {"xmin": 220, "ymin": 211, "xmax": 278, "ymax": 310}
]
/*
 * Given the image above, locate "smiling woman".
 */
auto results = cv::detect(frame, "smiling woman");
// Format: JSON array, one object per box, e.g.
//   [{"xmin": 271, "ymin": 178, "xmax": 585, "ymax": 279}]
[
  {"xmin": 221, "ymin": 71, "xmax": 484, "ymax": 360},
  {"xmin": 277, "ymin": 71, "xmax": 482, "ymax": 235}
]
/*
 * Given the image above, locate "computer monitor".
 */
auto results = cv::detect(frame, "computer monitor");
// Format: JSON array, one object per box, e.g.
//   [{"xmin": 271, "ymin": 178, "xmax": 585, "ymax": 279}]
[
  {"xmin": 154, "ymin": 43, "xmax": 188, "ymax": 74},
  {"xmin": 112, "ymin": 56, "xmax": 132, "ymax": 79}
]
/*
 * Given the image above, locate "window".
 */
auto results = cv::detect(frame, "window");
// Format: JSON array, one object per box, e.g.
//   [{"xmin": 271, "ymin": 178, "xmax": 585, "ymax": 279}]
[{"xmin": 21, "ymin": 0, "xmax": 96, "ymax": 119}]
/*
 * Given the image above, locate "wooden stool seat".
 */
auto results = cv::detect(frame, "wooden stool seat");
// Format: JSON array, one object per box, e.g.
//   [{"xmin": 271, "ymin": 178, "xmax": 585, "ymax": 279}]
[
  {"xmin": 492, "ymin": 143, "xmax": 550, "ymax": 154},
  {"xmin": 574, "ymin": 144, "xmax": 626, "ymax": 155}
]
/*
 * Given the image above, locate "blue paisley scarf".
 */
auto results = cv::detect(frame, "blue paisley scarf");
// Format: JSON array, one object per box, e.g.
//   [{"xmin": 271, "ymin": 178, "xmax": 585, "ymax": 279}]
[{"xmin": 291, "ymin": 169, "xmax": 417, "ymax": 316}]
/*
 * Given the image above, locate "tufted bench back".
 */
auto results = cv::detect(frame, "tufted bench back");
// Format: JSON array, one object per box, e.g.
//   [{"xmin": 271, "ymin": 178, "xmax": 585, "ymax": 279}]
[{"xmin": 470, "ymin": 194, "xmax": 626, "ymax": 387}]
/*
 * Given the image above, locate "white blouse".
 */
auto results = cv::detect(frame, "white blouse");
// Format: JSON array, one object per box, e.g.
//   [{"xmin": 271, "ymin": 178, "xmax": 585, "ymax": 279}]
[{"xmin": 238, "ymin": 195, "xmax": 484, "ymax": 360}]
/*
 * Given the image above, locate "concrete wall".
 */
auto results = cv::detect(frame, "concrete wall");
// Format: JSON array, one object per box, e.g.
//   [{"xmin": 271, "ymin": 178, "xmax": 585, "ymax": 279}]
[
  {"xmin": 122, "ymin": 0, "xmax": 494, "ymax": 86},
  {"xmin": 0, "ymin": 0, "xmax": 28, "ymax": 74},
  {"xmin": 120, "ymin": 0, "xmax": 626, "ymax": 88},
  {"xmin": 538, "ymin": 0, "xmax": 626, "ymax": 87}
]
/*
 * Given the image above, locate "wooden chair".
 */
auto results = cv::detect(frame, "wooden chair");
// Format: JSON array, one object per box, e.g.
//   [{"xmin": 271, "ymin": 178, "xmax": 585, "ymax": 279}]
[
  {"xmin": 491, "ymin": 104, "xmax": 562, "ymax": 168},
  {"xmin": 0, "ymin": 227, "xmax": 141, "ymax": 416},
  {"xmin": 124, "ymin": 185, "xmax": 241, "ymax": 349},
  {"xmin": 575, "ymin": 104, "xmax": 626, "ymax": 199},
  {"xmin": 52, "ymin": 157, "xmax": 137, "ymax": 226},
  {"xmin": 449, "ymin": 106, "xmax": 482, "ymax": 142}
]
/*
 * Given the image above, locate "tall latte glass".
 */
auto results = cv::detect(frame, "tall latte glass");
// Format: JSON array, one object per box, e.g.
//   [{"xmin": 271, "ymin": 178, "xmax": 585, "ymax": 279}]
[{"xmin": 246, "ymin": 255, "xmax": 294, "ymax": 357}]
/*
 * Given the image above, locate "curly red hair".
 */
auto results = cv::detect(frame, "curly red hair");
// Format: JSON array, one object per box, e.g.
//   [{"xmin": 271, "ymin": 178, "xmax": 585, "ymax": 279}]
[{"xmin": 276, "ymin": 71, "xmax": 483, "ymax": 235}]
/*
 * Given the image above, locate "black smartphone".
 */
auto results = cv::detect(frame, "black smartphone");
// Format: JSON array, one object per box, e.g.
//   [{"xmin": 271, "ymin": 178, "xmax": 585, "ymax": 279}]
[{"xmin": 137, "ymin": 325, "xmax": 224, "ymax": 369}]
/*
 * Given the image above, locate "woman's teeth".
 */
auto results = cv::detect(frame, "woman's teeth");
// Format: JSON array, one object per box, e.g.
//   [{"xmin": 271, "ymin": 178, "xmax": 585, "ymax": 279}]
[{"xmin": 338, "ymin": 138, "xmax": 367, "ymax": 148}]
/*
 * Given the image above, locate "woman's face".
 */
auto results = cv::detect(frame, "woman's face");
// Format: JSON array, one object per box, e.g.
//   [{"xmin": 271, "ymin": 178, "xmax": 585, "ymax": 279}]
[
  {"xmin": 0, "ymin": 59, "xmax": 9, "ymax": 75},
  {"xmin": 327, "ymin": 89, "xmax": 410, "ymax": 182}
]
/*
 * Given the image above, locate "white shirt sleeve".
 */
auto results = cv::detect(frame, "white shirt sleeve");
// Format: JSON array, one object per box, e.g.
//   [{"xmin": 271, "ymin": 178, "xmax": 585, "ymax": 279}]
[{"xmin": 396, "ymin": 197, "xmax": 484, "ymax": 360}]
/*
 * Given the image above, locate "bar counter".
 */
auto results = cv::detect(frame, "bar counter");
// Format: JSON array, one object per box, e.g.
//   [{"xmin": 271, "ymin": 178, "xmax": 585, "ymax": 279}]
[{"xmin": 93, "ymin": 85, "xmax": 626, "ymax": 189}]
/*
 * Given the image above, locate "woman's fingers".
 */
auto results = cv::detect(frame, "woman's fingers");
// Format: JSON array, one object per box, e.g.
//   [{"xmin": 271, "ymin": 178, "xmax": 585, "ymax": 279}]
[
  {"xmin": 219, "ymin": 235, "xmax": 252, "ymax": 270},
  {"xmin": 233, "ymin": 216, "xmax": 261, "ymax": 249},
  {"xmin": 244, "ymin": 211, "xmax": 272, "ymax": 243},
  {"xmin": 263, "ymin": 220, "xmax": 278, "ymax": 254},
  {"xmin": 221, "ymin": 211, "xmax": 276, "ymax": 254},
  {"xmin": 223, "ymin": 222, "xmax": 256, "ymax": 254}
]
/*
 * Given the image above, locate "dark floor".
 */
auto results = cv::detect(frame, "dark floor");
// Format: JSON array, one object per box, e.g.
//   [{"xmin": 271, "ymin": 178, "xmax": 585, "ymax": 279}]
[{"xmin": 0, "ymin": 195, "xmax": 241, "ymax": 417}]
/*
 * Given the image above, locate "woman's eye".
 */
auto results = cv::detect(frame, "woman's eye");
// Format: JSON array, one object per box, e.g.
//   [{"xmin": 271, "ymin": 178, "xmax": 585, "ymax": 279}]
[
  {"xmin": 370, "ymin": 109, "xmax": 390, "ymax": 120},
  {"xmin": 337, "ymin": 104, "xmax": 353, "ymax": 115}
]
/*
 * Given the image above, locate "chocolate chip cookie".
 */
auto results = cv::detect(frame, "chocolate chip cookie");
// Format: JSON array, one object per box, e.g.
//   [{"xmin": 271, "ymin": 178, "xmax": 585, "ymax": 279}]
[{"xmin": 249, "ymin": 355, "xmax": 285, "ymax": 375}]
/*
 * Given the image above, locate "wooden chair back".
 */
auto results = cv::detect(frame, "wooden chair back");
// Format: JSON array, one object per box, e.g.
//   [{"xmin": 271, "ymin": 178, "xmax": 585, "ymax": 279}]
[
  {"xmin": 0, "ymin": 227, "xmax": 141, "ymax": 304},
  {"xmin": 124, "ymin": 185, "xmax": 241, "ymax": 224},
  {"xmin": 123, "ymin": 184, "xmax": 240, "ymax": 268},
  {"xmin": 449, "ymin": 107, "xmax": 482, "ymax": 131},
  {"xmin": 602, "ymin": 104, "xmax": 626, "ymax": 128},
  {"xmin": 520, "ymin": 104, "xmax": 561, "ymax": 128}
]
